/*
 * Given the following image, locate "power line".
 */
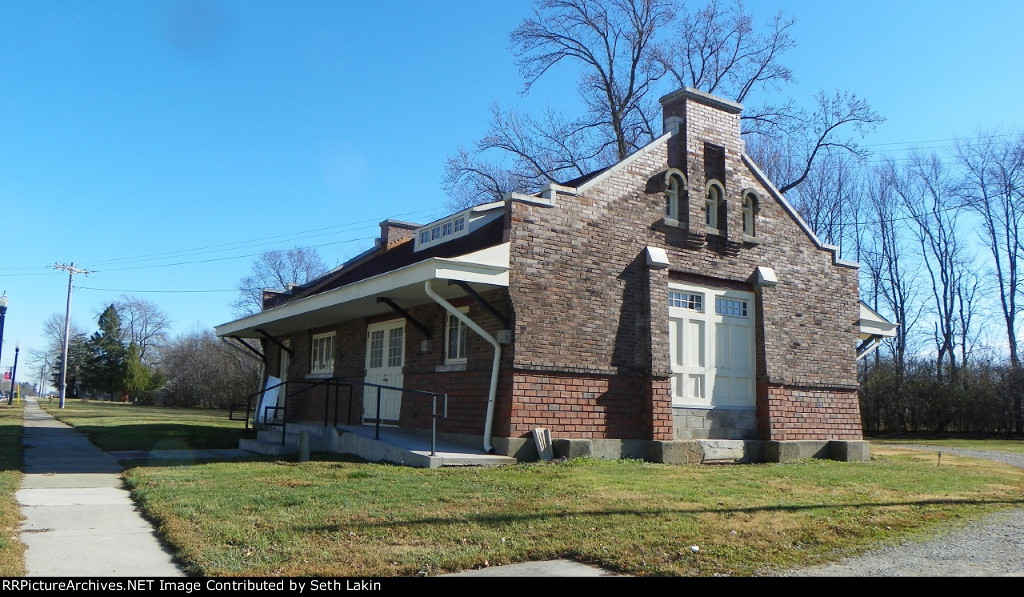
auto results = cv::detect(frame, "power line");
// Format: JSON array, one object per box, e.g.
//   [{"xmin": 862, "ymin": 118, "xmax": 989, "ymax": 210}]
[{"xmin": 0, "ymin": 205, "xmax": 449, "ymax": 276}]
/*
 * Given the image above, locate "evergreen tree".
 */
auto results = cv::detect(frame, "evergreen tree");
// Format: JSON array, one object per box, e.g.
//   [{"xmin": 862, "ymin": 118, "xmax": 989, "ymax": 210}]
[
  {"xmin": 123, "ymin": 342, "xmax": 165, "ymax": 402},
  {"xmin": 50, "ymin": 331, "xmax": 89, "ymax": 397},
  {"xmin": 82, "ymin": 305, "xmax": 129, "ymax": 397}
]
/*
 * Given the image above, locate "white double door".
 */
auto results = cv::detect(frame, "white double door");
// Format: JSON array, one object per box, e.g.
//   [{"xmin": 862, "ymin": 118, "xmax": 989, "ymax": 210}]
[
  {"xmin": 668, "ymin": 283, "xmax": 755, "ymax": 408},
  {"xmin": 363, "ymin": 320, "xmax": 405, "ymax": 425}
]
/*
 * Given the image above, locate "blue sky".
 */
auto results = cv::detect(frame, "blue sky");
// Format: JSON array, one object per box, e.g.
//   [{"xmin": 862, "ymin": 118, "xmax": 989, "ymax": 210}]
[{"xmin": 1, "ymin": 0, "xmax": 1023, "ymax": 385}]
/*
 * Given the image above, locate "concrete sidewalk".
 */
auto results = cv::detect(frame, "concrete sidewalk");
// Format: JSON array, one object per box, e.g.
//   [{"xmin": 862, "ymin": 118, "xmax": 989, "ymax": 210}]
[
  {"xmin": 16, "ymin": 396, "xmax": 187, "ymax": 577},
  {"xmin": 13, "ymin": 396, "xmax": 620, "ymax": 578}
]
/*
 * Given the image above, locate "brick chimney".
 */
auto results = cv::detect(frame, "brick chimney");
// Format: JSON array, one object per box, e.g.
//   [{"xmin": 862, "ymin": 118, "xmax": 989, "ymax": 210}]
[{"xmin": 378, "ymin": 220, "xmax": 420, "ymax": 247}]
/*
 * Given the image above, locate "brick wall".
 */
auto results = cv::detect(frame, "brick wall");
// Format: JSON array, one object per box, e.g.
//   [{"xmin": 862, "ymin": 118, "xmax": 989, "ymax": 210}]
[
  {"xmin": 757, "ymin": 384, "xmax": 863, "ymax": 441},
  {"xmin": 506, "ymin": 88, "xmax": 861, "ymax": 441},
  {"xmin": 267, "ymin": 289, "xmax": 514, "ymax": 439},
  {"xmin": 507, "ymin": 371, "xmax": 670, "ymax": 440},
  {"xmin": 258, "ymin": 87, "xmax": 863, "ymax": 445}
]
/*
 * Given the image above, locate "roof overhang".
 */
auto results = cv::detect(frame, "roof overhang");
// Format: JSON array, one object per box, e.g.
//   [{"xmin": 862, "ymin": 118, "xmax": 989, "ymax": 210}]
[
  {"xmin": 858, "ymin": 301, "xmax": 898, "ymax": 340},
  {"xmin": 856, "ymin": 301, "xmax": 898, "ymax": 361},
  {"xmin": 215, "ymin": 243, "xmax": 510, "ymax": 340}
]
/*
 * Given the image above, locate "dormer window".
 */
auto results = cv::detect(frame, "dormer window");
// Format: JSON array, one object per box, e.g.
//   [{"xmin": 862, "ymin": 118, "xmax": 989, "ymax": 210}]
[
  {"xmin": 413, "ymin": 213, "xmax": 475, "ymax": 251},
  {"xmin": 705, "ymin": 181, "xmax": 724, "ymax": 234}
]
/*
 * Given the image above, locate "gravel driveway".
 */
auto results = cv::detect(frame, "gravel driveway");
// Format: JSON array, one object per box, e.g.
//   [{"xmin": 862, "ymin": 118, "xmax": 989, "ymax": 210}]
[{"xmin": 774, "ymin": 445, "xmax": 1024, "ymax": 577}]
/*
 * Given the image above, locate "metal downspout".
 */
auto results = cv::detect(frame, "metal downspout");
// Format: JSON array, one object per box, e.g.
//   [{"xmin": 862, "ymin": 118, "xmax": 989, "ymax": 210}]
[{"xmin": 424, "ymin": 280, "xmax": 500, "ymax": 453}]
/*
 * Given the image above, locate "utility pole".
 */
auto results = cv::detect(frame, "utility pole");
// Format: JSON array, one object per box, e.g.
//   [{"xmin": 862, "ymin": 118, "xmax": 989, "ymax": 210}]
[
  {"xmin": 53, "ymin": 263, "xmax": 89, "ymax": 409},
  {"xmin": 38, "ymin": 356, "xmax": 50, "ymax": 400}
]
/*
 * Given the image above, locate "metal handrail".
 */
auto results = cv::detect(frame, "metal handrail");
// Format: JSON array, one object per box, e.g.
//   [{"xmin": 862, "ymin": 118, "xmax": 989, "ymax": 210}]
[{"xmin": 231, "ymin": 377, "xmax": 448, "ymax": 455}]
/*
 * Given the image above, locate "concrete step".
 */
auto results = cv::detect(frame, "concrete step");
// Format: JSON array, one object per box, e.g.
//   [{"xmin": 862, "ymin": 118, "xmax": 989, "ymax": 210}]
[{"xmin": 238, "ymin": 437, "xmax": 297, "ymax": 456}]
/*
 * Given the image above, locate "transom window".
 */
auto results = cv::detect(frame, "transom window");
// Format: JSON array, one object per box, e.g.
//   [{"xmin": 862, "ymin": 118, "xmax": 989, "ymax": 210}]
[
  {"xmin": 715, "ymin": 297, "xmax": 748, "ymax": 317},
  {"xmin": 669, "ymin": 291, "xmax": 703, "ymax": 311},
  {"xmin": 311, "ymin": 333, "xmax": 335, "ymax": 374}
]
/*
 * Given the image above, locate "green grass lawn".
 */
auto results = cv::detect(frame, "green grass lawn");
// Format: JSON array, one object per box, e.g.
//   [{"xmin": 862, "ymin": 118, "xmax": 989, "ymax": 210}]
[
  {"xmin": 868, "ymin": 434, "xmax": 1024, "ymax": 454},
  {"xmin": 0, "ymin": 402, "xmax": 25, "ymax": 577},
  {"xmin": 9, "ymin": 399, "xmax": 1023, "ymax": 577},
  {"xmin": 39, "ymin": 398, "xmax": 246, "ymax": 451}
]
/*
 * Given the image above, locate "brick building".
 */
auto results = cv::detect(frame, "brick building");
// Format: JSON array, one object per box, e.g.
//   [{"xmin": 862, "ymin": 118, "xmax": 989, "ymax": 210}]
[{"xmin": 215, "ymin": 87, "xmax": 894, "ymax": 464}]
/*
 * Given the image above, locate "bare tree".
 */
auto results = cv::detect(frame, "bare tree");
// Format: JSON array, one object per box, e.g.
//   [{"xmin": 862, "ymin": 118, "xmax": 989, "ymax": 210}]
[
  {"xmin": 955, "ymin": 131, "xmax": 1024, "ymax": 368},
  {"xmin": 786, "ymin": 151, "xmax": 865, "ymax": 257},
  {"xmin": 445, "ymin": 0, "xmax": 672, "ymax": 210},
  {"xmin": 232, "ymin": 247, "xmax": 328, "ymax": 316},
  {"xmin": 863, "ymin": 167, "xmax": 922, "ymax": 373},
  {"xmin": 160, "ymin": 329, "xmax": 261, "ymax": 409},
  {"xmin": 656, "ymin": 1, "xmax": 882, "ymax": 194},
  {"xmin": 655, "ymin": 0, "xmax": 795, "ymax": 103},
  {"xmin": 445, "ymin": 0, "xmax": 881, "ymax": 210},
  {"xmin": 885, "ymin": 153, "xmax": 971, "ymax": 383},
  {"xmin": 513, "ymin": 0, "xmax": 673, "ymax": 162},
  {"xmin": 444, "ymin": 106, "xmax": 609, "ymax": 207},
  {"xmin": 112, "ymin": 296, "xmax": 171, "ymax": 365}
]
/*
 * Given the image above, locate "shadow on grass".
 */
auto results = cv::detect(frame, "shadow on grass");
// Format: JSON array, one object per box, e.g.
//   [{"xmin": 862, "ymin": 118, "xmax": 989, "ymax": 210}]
[
  {"xmin": 70, "ymin": 423, "xmax": 246, "ymax": 452},
  {"xmin": 298, "ymin": 496, "xmax": 1024, "ymax": 534},
  {"xmin": 116, "ymin": 451, "xmax": 367, "ymax": 469}
]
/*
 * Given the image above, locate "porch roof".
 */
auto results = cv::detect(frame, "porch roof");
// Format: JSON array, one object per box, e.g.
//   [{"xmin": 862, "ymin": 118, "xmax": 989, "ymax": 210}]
[
  {"xmin": 215, "ymin": 243, "xmax": 510, "ymax": 340},
  {"xmin": 858, "ymin": 301, "xmax": 898, "ymax": 340}
]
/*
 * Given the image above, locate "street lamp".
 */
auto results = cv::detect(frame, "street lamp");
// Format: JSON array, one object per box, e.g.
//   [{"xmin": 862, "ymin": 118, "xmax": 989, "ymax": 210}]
[
  {"xmin": 0, "ymin": 292, "xmax": 7, "ymax": 398},
  {"xmin": 7, "ymin": 343, "xmax": 18, "ymax": 405}
]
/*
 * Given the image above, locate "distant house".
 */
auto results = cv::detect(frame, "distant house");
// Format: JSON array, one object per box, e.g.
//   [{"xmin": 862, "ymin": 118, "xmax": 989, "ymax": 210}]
[{"xmin": 216, "ymin": 87, "xmax": 894, "ymax": 465}]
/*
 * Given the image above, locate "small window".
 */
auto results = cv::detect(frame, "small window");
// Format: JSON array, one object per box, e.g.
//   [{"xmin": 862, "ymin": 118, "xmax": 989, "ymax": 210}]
[
  {"xmin": 664, "ymin": 171, "xmax": 686, "ymax": 223},
  {"xmin": 743, "ymin": 192, "xmax": 758, "ymax": 236},
  {"xmin": 445, "ymin": 310, "xmax": 469, "ymax": 364},
  {"xmin": 368, "ymin": 329, "xmax": 384, "ymax": 369},
  {"xmin": 311, "ymin": 333, "xmax": 335, "ymax": 374},
  {"xmin": 442, "ymin": 220, "xmax": 453, "ymax": 236},
  {"xmin": 715, "ymin": 298, "xmax": 748, "ymax": 317},
  {"xmin": 705, "ymin": 182, "xmax": 723, "ymax": 233},
  {"xmin": 419, "ymin": 230, "xmax": 430, "ymax": 244},
  {"xmin": 669, "ymin": 291, "xmax": 703, "ymax": 312},
  {"xmin": 387, "ymin": 327, "xmax": 404, "ymax": 367},
  {"xmin": 454, "ymin": 216, "xmax": 465, "ymax": 232},
  {"xmin": 431, "ymin": 226, "xmax": 441, "ymax": 240}
]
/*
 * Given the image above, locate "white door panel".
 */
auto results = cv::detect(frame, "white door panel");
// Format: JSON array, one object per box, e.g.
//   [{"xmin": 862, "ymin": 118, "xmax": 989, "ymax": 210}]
[
  {"xmin": 669, "ymin": 284, "xmax": 755, "ymax": 408},
  {"xmin": 364, "ymin": 321, "xmax": 404, "ymax": 425}
]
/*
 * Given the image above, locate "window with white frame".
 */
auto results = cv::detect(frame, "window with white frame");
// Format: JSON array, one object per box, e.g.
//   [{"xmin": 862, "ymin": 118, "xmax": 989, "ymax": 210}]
[
  {"xmin": 742, "ymin": 192, "xmax": 758, "ymax": 237},
  {"xmin": 664, "ymin": 170, "xmax": 687, "ymax": 224},
  {"xmin": 445, "ymin": 309, "xmax": 469, "ymax": 364},
  {"xmin": 387, "ymin": 326, "xmax": 404, "ymax": 367},
  {"xmin": 705, "ymin": 182, "xmax": 723, "ymax": 233},
  {"xmin": 668, "ymin": 283, "xmax": 755, "ymax": 409},
  {"xmin": 310, "ymin": 333, "xmax": 335, "ymax": 375},
  {"xmin": 415, "ymin": 214, "xmax": 471, "ymax": 251}
]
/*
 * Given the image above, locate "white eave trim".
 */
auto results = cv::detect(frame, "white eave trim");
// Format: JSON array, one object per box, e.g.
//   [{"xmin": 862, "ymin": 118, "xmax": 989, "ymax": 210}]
[
  {"xmin": 215, "ymin": 243, "xmax": 510, "ymax": 338},
  {"xmin": 858, "ymin": 301, "xmax": 898, "ymax": 339},
  {"xmin": 577, "ymin": 132, "xmax": 673, "ymax": 195},
  {"xmin": 742, "ymin": 154, "xmax": 860, "ymax": 269}
]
